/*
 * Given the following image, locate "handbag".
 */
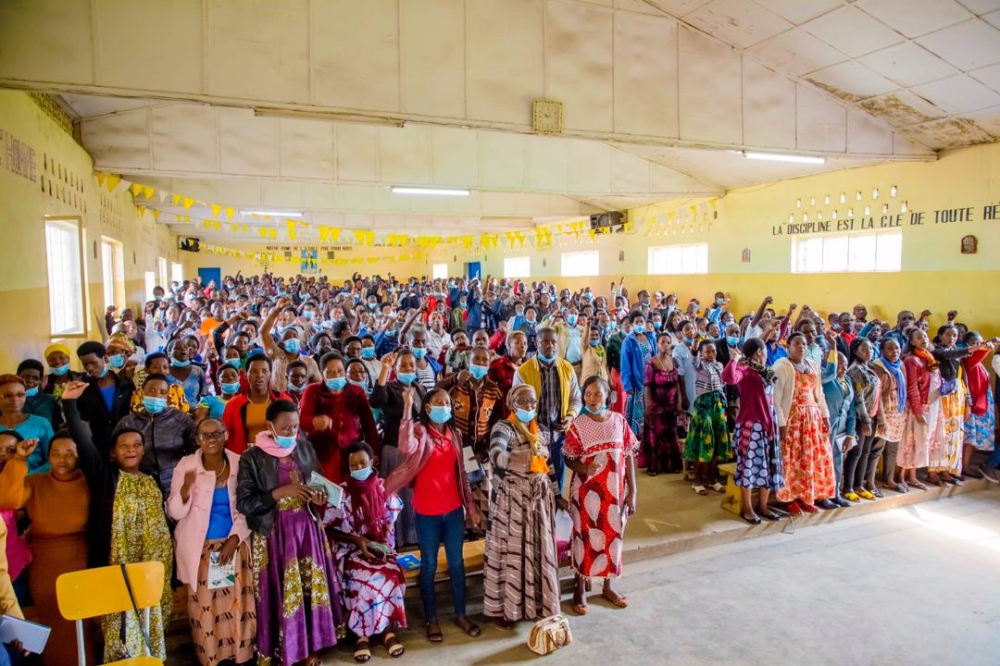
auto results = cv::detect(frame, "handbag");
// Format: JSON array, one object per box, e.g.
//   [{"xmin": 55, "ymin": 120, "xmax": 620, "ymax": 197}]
[
  {"xmin": 117, "ymin": 563, "xmax": 155, "ymax": 659},
  {"xmin": 527, "ymin": 615, "xmax": 572, "ymax": 656}
]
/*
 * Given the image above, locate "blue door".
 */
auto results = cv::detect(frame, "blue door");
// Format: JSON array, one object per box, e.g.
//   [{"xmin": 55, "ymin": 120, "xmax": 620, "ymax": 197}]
[
  {"xmin": 465, "ymin": 261, "xmax": 482, "ymax": 280},
  {"xmin": 198, "ymin": 267, "xmax": 222, "ymax": 288}
]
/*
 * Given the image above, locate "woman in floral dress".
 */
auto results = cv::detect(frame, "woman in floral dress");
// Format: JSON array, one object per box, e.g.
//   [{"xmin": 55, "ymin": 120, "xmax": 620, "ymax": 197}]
[
  {"xmin": 564, "ymin": 377, "xmax": 638, "ymax": 616},
  {"xmin": 773, "ymin": 332, "xmax": 835, "ymax": 515},
  {"xmin": 643, "ymin": 333, "xmax": 685, "ymax": 475},
  {"xmin": 961, "ymin": 332, "xmax": 997, "ymax": 476},
  {"xmin": 236, "ymin": 399, "xmax": 340, "ymax": 666},
  {"xmin": 872, "ymin": 338, "xmax": 908, "ymax": 492}
]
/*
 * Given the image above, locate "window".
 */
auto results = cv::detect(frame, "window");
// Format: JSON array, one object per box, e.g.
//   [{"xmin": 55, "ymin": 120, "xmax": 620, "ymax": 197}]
[
  {"xmin": 560, "ymin": 250, "xmax": 599, "ymax": 277},
  {"xmin": 647, "ymin": 243, "xmax": 708, "ymax": 275},
  {"xmin": 44, "ymin": 218, "xmax": 85, "ymax": 336},
  {"xmin": 157, "ymin": 256, "xmax": 168, "ymax": 290},
  {"xmin": 504, "ymin": 256, "xmax": 531, "ymax": 279},
  {"xmin": 144, "ymin": 271, "xmax": 157, "ymax": 301},
  {"xmin": 171, "ymin": 261, "xmax": 184, "ymax": 284},
  {"xmin": 100, "ymin": 238, "xmax": 124, "ymax": 311},
  {"xmin": 432, "ymin": 263, "xmax": 448, "ymax": 280},
  {"xmin": 791, "ymin": 231, "xmax": 902, "ymax": 273}
]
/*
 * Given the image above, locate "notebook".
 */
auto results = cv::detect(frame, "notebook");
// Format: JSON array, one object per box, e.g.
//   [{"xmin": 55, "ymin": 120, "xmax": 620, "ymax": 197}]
[
  {"xmin": 207, "ymin": 551, "xmax": 236, "ymax": 590},
  {"xmin": 0, "ymin": 615, "xmax": 50, "ymax": 654},
  {"xmin": 396, "ymin": 553, "xmax": 421, "ymax": 571},
  {"xmin": 309, "ymin": 471, "xmax": 344, "ymax": 508}
]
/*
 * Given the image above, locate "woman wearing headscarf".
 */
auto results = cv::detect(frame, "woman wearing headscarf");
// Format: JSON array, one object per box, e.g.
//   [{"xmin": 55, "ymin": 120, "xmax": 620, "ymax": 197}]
[
  {"xmin": 41, "ymin": 343, "xmax": 83, "ymax": 399},
  {"xmin": 483, "ymin": 384, "xmax": 561, "ymax": 630}
]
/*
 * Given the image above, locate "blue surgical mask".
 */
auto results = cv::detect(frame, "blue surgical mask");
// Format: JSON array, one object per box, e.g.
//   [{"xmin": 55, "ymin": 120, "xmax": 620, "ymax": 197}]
[
  {"xmin": 537, "ymin": 353, "xmax": 555, "ymax": 364},
  {"xmin": 284, "ymin": 339, "xmax": 301, "ymax": 354},
  {"xmin": 726, "ymin": 336, "xmax": 740, "ymax": 347},
  {"xmin": 143, "ymin": 396, "xmax": 167, "ymax": 414},
  {"xmin": 221, "ymin": 381, "xmax": 241, "ymax": 395},
  {"xmin": 350, "ymin": 466, "xmax": 374, "ymax": 482},
  {"xmin": 49, "ymin": 364, "xmax": 70, "ymax": 376},
  {"xmin": 348, "ymin": 379, "xmax": 368, "ymax": 391},
  {"xmin": 567, "ymin": 314, "xmax": 578, "ymax": 326},
  {"xmin": 516, "ymin": 408, "xmax": 537, "ymax": 423},
  {"xmin": 171, "ymin": 357, "xmax": 191, "ymax": 368},
  {"xmin": 411, "ymin": 347, "xmax": 428, "ymax": 360},
  {"xmin": 684, "ymin": 337, "xmax": 695, "ymax": 345},
  {"xmin": 98, "ymin": 365, "xmax": 110, "ymax": 379},
  {"xmin": 302, "ymin": 311, "xmax": 314, "ymax": 320},
  {"xmin": 589, "ymin": 339, "xmax": 600, "ymax": 347},
  {"xmin": 225, "ymin": 358, "xmax": 242, "ymax": 369},
  {"xmin": 325, "ymin": 377, "xmax": 347, "ymax": 391},
  {"xmin": 288, "ymin": 382, "xmax": 305, "ymax": 393},
  {"xmin": 428, "ymin": 405, "xmax": 452, "ymax": 424},
  {"xmin": 367, "ymin": 302, "xmax": 378, "ymax": 311},
  {"xmin": 25, "ymin": 387, "xmax": 39, "ymax": 398},
  {"xmin": 468, "ymin": 364, "xmax": 488, "ymax": 380},
  {"xmin": 108, "ymin": 354, "xmax": 125, "ymax": 369},
  {"xmin": 396, "ymin": 372, "xmax": 416, "ymax": 386},
  {"xmin": 584, "ymin": 405, "xmax": 607, "ymax": 415},
  {"xmin": 653, "ymin": 321, "xmax": 662, "ymax": 330},
  {"xmin": 361, "ymin": 347, "xmax": 376, "ymax": 359},
  {"xmin": 271, "ymin": 428, "xmax": 296, "ymax": 449}
]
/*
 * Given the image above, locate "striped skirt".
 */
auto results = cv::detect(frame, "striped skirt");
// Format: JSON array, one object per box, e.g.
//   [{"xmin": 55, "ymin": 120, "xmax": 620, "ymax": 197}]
[{"xmin": 188, "ymin": 539, "xmax": 256, "ymax": 666}]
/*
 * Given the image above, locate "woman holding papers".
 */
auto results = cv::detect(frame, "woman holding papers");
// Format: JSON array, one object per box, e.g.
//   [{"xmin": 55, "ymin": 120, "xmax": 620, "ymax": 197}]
[{"xmin": 168, "ymin": 418, "xmax": 255, "ymax": 666}]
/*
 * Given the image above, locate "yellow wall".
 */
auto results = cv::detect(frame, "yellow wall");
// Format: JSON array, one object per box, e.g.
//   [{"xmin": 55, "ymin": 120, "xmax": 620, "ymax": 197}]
[
  {"xmin": 0, "ymin": 91, "xmax": 178, "ymax": 371},
  {"xmin": 432, "ymin": 143, "xmax": 1000, "ymax": 338}
]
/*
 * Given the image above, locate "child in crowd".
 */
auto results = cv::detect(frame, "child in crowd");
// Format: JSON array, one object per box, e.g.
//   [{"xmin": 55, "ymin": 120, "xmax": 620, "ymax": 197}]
[{"xmin": 684, "ymin": 340, "xmax": 730, "ymax": 494}]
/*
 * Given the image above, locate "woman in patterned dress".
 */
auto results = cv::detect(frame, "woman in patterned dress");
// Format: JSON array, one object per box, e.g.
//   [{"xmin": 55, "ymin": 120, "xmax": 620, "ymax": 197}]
[
  {"xmin": 872, "ymin": 338, "xmax": 908, "ymax": 493},
  {"xmin": 723, "ymin": 337, "xmax": 785, "ymax": 524},
  {"xmin": 236, "ymin": 399, "xmax": 340, "ymax": 666},
  {"xmin": 928, "ymin": 325, "xmax": 979, "ymax": 485},
  {"xmin": 167, "ymin": 418, "xmax": 256, "ymax": 666},
  {"xmin": 483, "ymin": 384, "xmax": 561, "ymax": 631},
  {"xmin": 683, "ymin": 340, "xmax": 731, "ymax": 494},
  {"xmin": 325, "ymin": 441, "xmax": 406, "ymax": 663},
  {"xmin": 620, "ymin": 312, "xmax": 655, "ymax": 451},
  {"xmin": 643, "ymin": 333, "xmax": 686, "ymax": 476},
  {"xmin": 900, "ymin": 328, "xmax": 945, "ymax": 491},
  {"xmin": 773, "ymin": 332, "xmax": 835, "ymax": 515},
  {"xmin": 961, "ymin": 332, "xmax": 997, "ymax": 477},
  {"xmin": 564, "ymin": 377, "xmax": 638, "ymax": 616}
]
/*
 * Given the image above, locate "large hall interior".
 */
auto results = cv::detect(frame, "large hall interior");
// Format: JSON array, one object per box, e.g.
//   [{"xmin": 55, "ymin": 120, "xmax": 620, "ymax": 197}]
[{"xmin": 1, "ymin": 1, "xmax": 999, "ymax": 665}]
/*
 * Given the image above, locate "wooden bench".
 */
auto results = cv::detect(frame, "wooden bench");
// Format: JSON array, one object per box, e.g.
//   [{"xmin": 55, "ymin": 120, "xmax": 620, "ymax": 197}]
[
  {"xmin": 402, "ymin": 538, "xmax": 485, "ymax": 584},
  {"xmin": 717, "ymin": 462, "xmax": 741, "ymax": 516}
]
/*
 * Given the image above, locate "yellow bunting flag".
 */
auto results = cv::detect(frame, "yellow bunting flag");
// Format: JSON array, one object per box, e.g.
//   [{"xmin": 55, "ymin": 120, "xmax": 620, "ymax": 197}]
[
  {"xmin": 183, "ymin": 197, "xmax": 195, "ymax": 210},
  {"xmin": 183, "ymin": 215, "xmax": 191, "ymax": 223},
  {"xmin": 96, "ymin": 173, "xmax": 106, "ymax": 188},
  {"xmin": 204, "ymin": 220, "xmax": 212, "ymax": 229},
  {"xmin": 173, "ymin": 194, "xmax": 182, "ymax": 206},
  {"xmin": 514, "ymin": 231, "xmax": 526, "ymax": 247},
  {"xmin": 225, "ymin": 207, "xmax": 236, "ymax": 222},
  {"xmin": 259, "ymin": 228, "xmax": 268, "ymax": 238},
  {"xmin": 588, "ymin": 229, "xmax": 596, "ymax": 240},
  {"xmin": 106, "ymin": 175, "xmax": 121, "ymax": 193},
  {"xmin": 351, "ymin": 258, "xmax": 363, "ymax": 265},
  {"xmin": 241, "ymin": 225, "xmax": 248, "ymax": 234},
  {"xmin": 367, "ymin": 257, "xmax": 378, "ymax": 264},
  {"xmin": 211, "ymin": 204, "xmax": 223, "ymax": 219},
  {"xmin": 268, "ymin": 229, "xmax": 277, "ymax": 240},
  {"xmin": 143, "ymin": 186, "xmax": 156, "ymax": 200},
  {"xmin": 152, "ymin": 210, "xmax": 161, "ymax": 220},
  {"xmin": 130, "ymin": 183, "xmax": 144, "ymax": 197},
  {"xmin": 213, "ymin": 221, "xmax": 221, "ymax": 231},
  {"xmin": 137, "ymin": 206, "xmax": 146, "ymax": 216}
]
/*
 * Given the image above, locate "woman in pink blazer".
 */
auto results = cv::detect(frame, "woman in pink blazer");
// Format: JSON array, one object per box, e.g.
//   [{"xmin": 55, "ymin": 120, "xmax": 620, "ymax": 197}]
[{"xmin": 168, "ymin": 417, "xmax": 255, "ymax": 666}]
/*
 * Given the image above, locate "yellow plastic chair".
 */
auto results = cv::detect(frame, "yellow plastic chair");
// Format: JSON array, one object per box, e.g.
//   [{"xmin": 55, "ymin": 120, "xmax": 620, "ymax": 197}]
[{"xmin": 56, "ymin": 561, "xmax": 165, "ymax": 666}]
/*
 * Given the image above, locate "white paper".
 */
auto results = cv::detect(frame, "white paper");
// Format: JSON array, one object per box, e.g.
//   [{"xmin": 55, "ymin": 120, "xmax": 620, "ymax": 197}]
[
  {"xmin": 207, "ymin": 551, "xmax": 236, "ymax": 590},
  {"xmin": 309, "ymin": 471, "xmax": 344, "ymax": 508},
  {"xmin": 0, "ymin": 615, "xmax": 50, "ymax": 653},
  {"xmin": 462, "ymin": 447, "xmax": 482, "ymax": 474}
]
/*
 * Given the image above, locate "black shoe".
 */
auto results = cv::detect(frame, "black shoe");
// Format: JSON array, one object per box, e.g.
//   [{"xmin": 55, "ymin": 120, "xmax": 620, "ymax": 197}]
[
  {"xmin": 815, "ymin": 499, "xmax": 838, "ymax": 510},
  {"xmin": 832, "ymin": 497, "xmax": 852, "ymax": 508}
]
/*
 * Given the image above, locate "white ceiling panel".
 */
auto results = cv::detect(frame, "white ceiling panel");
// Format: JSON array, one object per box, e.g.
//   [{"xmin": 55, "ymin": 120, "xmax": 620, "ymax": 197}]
[
  {"xmin": 807, "ymin": 61, "xmax": 901, "ymax": 100},
  {"xmin": 431, "ymin": 127, "xmax": 479, "ymax": 188},
  {"xmin": 859, "ymin": 42, "xmax": 960, "ymax": 87},
  {"xmin": 278, "ymin": 119, "xmax": 335, "ymax": 181},
  {"xmin": 0, "ymin": 0, "xmax": 95, "ymax": 84},
  {"xmin": 752, "ymin": 0, "xmax": 844, "ymax": 26},
  {"xmin": 400, "ymin": 0, "xmax": 466, "ymax": 118},
  {"xmin": 802, "ymin": 5, "xmax": 905, "ymax": 58},
  {"xmin": 645, "ymin": 0, "xmax": 713, "ymax": 16},
  {"xmin": 902, "ymin": 117, "xmax": 994, "ymax": 149},
  {"xmin": 848, "ymin": 108, "xmax": 895, "ymax": 154},
  {"xmin": 969, "ymin": 63, "xmax": 1000, "ymax": 92},
  {"xmin": 685, "ymin": 0, "xmax": 794, "ymax": 49},
  {"xmin": 748, "ymin": 27, "xmax": 848, "ymax": 77},
  {"xmin": 984, "ymin": 8, "xmax": 1000, "ymax": 26},
  {"xmin": 378, "ymin": 126, "xmax": 433, "ymax": 186},
  {"xmin": 859, "ymin": 90, "xmax": 948, "ymax": 128},
  {"xmin": 916, "ymin": 19, "xmax": 1000, "ymax": 70},
  {"xmin": 613, "ymin": 11, "xmax": 679, "ymax": 138},
  {"xmin": 796, "ymin": 84, "xmax": 847, "ymax": 152},
  {"xmin": 856, "ymin": 0, "xmax": 973, "ymax": 38},
  {"xmin": 678, "ymin": 28, "xmax": 743, "ymax": 144},
  {"xmin": 546, "ymin": 0, "xmax": 615, "ymax": 132},
  {"xmin": 220, "ymin": 109, "xmax": 278, "ymax": 177},
  {"xmin": 80, "ymin": 109, "xmax": 152, "ymax": 170},
  {"xmin": 335, "ymin": 125, "xmax": 379, "ymax": 184},
  {"xmin": 964, "ymin": 105, "xmax": 1000, "ymax": 135},
  {"xmin": 743, "ymin": 60, "xmax": 797, "ymax": 148},
  {"xmin": 151, "ymin": 105, "xmax": 219, "ymax": 173},
  {"xmin": 478, "ymin": 131, "xmax": 526, "ymax": 190},
  {"xmin": 569, "ymin": 140, "xmax": 614, "ymax": 192},
  {"xmin": 911, "ymin": 74, "xmax": 1000, "ymax": 113},
  {"xmin": 525, "ymin": 136, "xmax": 573, "ymax": 191},
  {"xmin": 956, "ymin": 0, "xmax": 1000, "ymax": 15}
]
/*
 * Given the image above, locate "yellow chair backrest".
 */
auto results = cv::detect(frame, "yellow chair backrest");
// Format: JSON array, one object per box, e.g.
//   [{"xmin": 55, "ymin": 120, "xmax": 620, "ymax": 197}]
[{"xmin": 56, "ymin": 562, "xmax": 165, "ymax": 621}]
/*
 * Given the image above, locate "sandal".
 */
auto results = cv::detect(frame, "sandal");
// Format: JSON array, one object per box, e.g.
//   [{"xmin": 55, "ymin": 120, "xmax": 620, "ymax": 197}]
[
  {"xmin": 692, "ymin": 484, "xmax": 707, "ymax": 495},
  {"xmin": 759, "ymin": 511, "xmax": 781, "ymax": 522},
  {"xmin": 869, "ymin": 487, "xmax": 885, "ymax": 498},
  {"xmin": 857, "ymin": 489, "xmax": 875, "ymax": 501},
  {"xmin": 494, "ymin": 618, "xmax": 515, "ymax": 631},
  {"xmin": 455, "ymin": 616, "xmax": 482, "ymax": 637},
  {"xmin": 909, "ymin": 479, "xmax": 928, "ymax": 491},
  {"xmin": 843, "ymin": 491, "xmax": 860, "ymax": 502},
  {"xmin": 740, "ymin": 513, "xmax": 761, "ymax": 525},
  {"xmin": 710, "ymin": 482, "xmax": 725, "ymax": 493},
  {"xmin": 425, "ymin": 620, "xmax": 444, "ymax": 644},
  {"xmin": 384, "ymin": 632, "xmax": 405, "ymax": 658},
  {"xmin": 354, "ymin": 640, "xmax": 372, "ymax": 663},
  {"xmin": 602, "ymin": 589, "xmax": 629, "ymax": 608}
]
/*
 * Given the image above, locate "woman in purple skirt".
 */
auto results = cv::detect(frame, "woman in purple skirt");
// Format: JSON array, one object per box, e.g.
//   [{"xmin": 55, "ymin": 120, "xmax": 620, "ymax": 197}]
[
  {"xmin": 643, "ymin": 333, "xmax": 687, "ymax": 475},
  {"xmin": 237, "ymin": 399, "xmax": 341, "ymax": 666}
]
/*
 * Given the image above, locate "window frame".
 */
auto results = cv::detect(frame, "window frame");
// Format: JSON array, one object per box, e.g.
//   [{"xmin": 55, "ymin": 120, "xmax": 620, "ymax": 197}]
[
  {"xmin": 432, "ymin": 263, "xmax": 449, "ymax": 280},
  {"xmin": 560, "ymin": 250, "xmax": 600, "ymax": 278},
  {"xmin": 101, "ymin": 237, "xmax": 125, "ymax": 312},
  {"xmin": 503, "ymin": 256, "xmax": 531, "ymax": 279},
  {"xmin": 791, "ymin": 230, "xmax": 903, "ymax": 273},
  {"xmin": 647, "ymin": 242, "xmax": 709, "ymax": 275},
  {"xmin": 44, "ymin": 217, "xmax": 87, "ymax": 337}
]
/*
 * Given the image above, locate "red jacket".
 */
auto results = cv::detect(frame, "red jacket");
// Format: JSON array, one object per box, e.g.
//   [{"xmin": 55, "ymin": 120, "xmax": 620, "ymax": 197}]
[
  {"xmin": 962, "ymin": 348, "xmax": 991, "ymax": 416},
  {"xmin": 299, "ymin": 382, "xmax": 380, "ymax": 483},
  {"xmin": 222, "ymin": 390, "xmax": 291, "ymax": 454},
  {"xmin": 903, "ymin": 354, "xmax": 931, "ymax": 415}
]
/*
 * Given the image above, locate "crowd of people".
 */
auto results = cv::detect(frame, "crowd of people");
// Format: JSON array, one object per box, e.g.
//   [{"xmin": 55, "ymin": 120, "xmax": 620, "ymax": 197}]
[{"xmin": 0, "ymin": 271, "xmax": 996, "ymax": 666}]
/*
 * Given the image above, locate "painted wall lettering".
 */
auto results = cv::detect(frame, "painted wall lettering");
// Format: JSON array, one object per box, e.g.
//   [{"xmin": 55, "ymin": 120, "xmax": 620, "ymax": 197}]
[{"xmin": 0, "ymin": 129, "xmax": 37, "ymax": 182}]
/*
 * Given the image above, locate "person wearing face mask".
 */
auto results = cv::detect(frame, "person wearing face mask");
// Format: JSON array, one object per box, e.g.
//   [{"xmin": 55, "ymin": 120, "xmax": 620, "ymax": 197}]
[
  {"xmin": 483, "ymin": 384, "xmax": 561, "ymax": 631},
  {"xmin": 285, "ymin": 360, "xmax": 311, "ymax": 406},
  {"xmin": 388, "ymin": 387, "xmax": 483, "ymax": 645},
  {"xmin": 74, "ymin": 341, "xmax": 134, "ymax": 460},
  {"xmin": 261, "ymin": 297, "xmax": 322, "ymax": 393},
  {"xmin": 715, "ymin": 323, "xmax": 744, "ymax": 431},
  {"xmin": 195, "ymin": 364, "xmax": 242, "ymax": 423},
  {"xmin": 565, "ymin": 376, "xmax": 638, "ymax": 615},
  {"xmin": 113, "ymin": 373, "xmax": 197, "ymax": 495},
  {"xmin": 42, "ymin": 343, "xmax": 84, "ymax": 399},
  {"xmin": 370, "ymin": 350, "xmax": 425, "ymax": 547},
  {"xmin": 131, "ymin": 352, "xmax": 191, "ymax": 415},
  {"xmin": 16, "ymin": 359, "xmax": 61, "ymax": 429},
  {"xmin": 581, "ymin": 325, "xmax": 609, "ymax": 383},
  {"xmin": 324, "ymin": 441, "xmax": 408, "ymax": 662},
  {"xmin": 620, "ymin": 312, "xmax": 656, "ymax": 460},
  {"xmin": 301, "ymin": 353, "xmax": 380, "ymax": 484},
  {"xmin": 517, "ymin": 305, "xmax": 541, "ymax": 357},
  {"xmin": 0, "ymin": 375, "xmax": 54, "ymax": 475},
  {"xmin": 409, "ymin": 327, "xmax": 442, "ymax": 391},
  {"xmin": 236, "ymin": 399, "xmax": 341, "ymax": 666},
  {"xmin": 437, "ymin": 346, "xmax": 504, "ymax": 533},
  {"xmin": 167, "ymin": 338, "xmax": 207, "ymax": 407},
  {"xmin": 488, "ymin": 330, "xmax": 527, "ymax": 414}
]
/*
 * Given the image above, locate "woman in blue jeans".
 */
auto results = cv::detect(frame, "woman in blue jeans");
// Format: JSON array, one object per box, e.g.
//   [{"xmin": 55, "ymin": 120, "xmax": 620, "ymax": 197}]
[{"xmin": 386, "ymin": 386, "xmax": 482, "ymax": 644}]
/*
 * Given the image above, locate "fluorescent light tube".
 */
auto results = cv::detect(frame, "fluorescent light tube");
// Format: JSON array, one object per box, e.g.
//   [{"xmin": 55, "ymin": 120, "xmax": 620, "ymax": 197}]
[
  {"xmin": 391, "ymin": 187, "xmax": 471, "ymax": 197},
  {"xmin": 243, "ymin": 210, "xmax": 303, "ymax": 217},
  {"xmin": 744, "ymin": 152, "xmax": 825, "ymax": 165}
]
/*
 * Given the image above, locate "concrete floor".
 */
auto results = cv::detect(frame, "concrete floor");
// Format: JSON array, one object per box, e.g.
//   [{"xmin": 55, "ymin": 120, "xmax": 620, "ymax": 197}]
[{"xmin": 314, "ymin": 488, "xmax": 1000, "ymax": 665}]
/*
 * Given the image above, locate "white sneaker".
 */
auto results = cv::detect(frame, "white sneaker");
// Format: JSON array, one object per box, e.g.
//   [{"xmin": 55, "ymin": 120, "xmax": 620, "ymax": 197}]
[{"xmin": 981, "ymin": 465, "xmax": 1000, "ymax": 483}]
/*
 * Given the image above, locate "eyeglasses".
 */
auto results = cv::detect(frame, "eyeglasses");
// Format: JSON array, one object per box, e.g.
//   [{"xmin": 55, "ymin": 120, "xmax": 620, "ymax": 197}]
[{"xmin": 198, "ymin": 431, "xmax": 226, "ymax": 441}]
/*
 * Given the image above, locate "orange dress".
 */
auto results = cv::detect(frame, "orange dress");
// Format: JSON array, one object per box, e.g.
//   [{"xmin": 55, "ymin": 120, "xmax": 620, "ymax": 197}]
[
  {"xmin": 776, "ymin": 370, "xmax": 836, "ymax": 505},
  {"xmin": 0, "ymin": 459, "xmax": 93, "ymax": 665}
]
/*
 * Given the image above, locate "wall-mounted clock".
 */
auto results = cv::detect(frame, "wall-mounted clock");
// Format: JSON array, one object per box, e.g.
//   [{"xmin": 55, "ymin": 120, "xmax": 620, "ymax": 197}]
[{"xmin": 533, "ymin": 99, "xmax": 563, "ymax": 135}]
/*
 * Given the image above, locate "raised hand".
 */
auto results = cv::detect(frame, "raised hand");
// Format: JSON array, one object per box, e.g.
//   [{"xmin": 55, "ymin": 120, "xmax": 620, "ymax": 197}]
[
  {"xmin": 14, "ymin": 439, "xmax": 38, "ymax": 462},
  {"xmin": 61, "ymin": 381, "xmax": 88, "ymax": 401}
]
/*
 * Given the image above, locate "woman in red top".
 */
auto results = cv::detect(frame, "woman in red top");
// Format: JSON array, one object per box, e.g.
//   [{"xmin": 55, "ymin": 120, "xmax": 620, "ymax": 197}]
[
  {"xmin": 960, "ymin": 331, "xmax": 997, "ymax": 477},
  {"xmin": 299, "ymin": 352, "xmax": 380, "ymax": 484},
  {"xmin": 387, "ymin": 387, "xmax": 482, "ymax": 645}
]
